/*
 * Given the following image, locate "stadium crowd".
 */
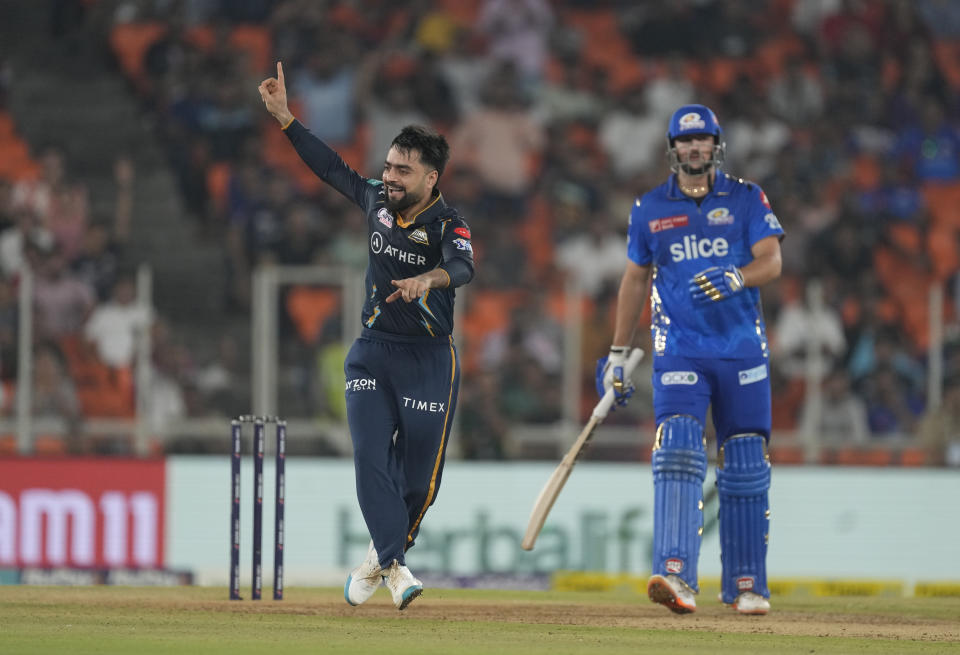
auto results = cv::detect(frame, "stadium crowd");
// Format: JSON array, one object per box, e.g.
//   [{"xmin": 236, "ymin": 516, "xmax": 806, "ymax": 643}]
[{"xmin": 1, "ymin": 0, "xmax": 960, "ymax": 465}]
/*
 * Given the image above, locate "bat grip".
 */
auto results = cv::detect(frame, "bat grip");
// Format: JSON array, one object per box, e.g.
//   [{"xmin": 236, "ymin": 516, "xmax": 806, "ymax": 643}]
[{"xmin": 592, "ymin": 347, "xmax": 645, "ymax": 420}]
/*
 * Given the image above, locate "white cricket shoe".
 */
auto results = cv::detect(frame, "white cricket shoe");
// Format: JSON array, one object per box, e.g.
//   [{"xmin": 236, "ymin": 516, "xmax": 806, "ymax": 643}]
[
  {"xmin": 383, "ymin": 560, "xmax": 423, "ymax": 610},
  {"xmin": 344, "ymin": 541, "xmax": 382, "ymax": 606},
  {"xmin": 732, "ymin": 591, "xmax": 770, "ymax": 615},
  {"xmin": 647, "ymin": 574, "xmax": 697, "ymax": 614}
]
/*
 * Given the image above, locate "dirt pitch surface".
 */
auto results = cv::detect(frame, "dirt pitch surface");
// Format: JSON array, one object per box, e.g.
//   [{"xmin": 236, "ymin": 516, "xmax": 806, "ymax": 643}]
[{"xmin": 214, "ymin": 592, "xmax": 959, "ymax": 642}]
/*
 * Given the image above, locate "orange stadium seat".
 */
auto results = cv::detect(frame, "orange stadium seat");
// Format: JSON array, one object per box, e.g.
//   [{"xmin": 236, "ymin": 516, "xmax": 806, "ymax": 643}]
[
  {"xmin": 932, "ymin": 40, "xmax": 960, "ymax": 89},
  {"xmin": 922, "ymin": 181, "xmax": 960, "ymax": 229},
  {"xmin": 109, "ymin": 22, "xmax": 167, "ymax": 82},
  {"xmin": 0, "ymin": 112, "xmax": 14, "ymax": 138},
  {"xmin": 286, "ymin": 286, "xmax": 340, "ymax": 345},
  {"xmin": 230, "ymin": 25, "xmax": 273, "ymax": 74},
  {"xmin": 206, "ymin": 161, "xmax": 232, "ymax": 216},
  {"xmin": 437, "ymin": 0, "xmax": 481, "ymax": 26}
]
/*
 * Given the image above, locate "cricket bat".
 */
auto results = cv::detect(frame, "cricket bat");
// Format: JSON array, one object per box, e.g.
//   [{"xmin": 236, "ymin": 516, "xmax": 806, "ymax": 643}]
[{"xmin": 521, "ymin": 347, "xmax": 645, "ymax": 551}]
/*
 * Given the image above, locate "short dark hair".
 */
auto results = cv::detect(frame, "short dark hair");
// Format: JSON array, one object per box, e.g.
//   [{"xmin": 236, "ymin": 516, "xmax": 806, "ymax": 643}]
[{"xmin": 391, "ymin": 125, "xmax": 450, "ymax": 178}]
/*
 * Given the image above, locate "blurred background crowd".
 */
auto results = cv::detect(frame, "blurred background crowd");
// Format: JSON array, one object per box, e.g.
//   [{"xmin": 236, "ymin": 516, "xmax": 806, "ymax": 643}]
[{"xmin": 1, "ymin": 0, "xmax": 960, "ymax": 466}]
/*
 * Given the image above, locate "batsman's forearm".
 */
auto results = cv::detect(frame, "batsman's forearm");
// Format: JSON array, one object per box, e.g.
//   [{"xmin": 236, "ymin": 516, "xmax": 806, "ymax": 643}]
[
  {"xmin": 612, "ymin": 264, "xmax": 650, "ymax": 346},
  {"xmin": 739, "ymin": 251, "xmax": 782, "ymax": 288}
]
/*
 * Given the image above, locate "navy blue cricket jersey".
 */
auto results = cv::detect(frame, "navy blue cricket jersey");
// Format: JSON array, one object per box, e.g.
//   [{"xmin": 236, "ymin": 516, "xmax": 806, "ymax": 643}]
[{"xmin": 284, "ymin": 120, "xmax": 474, "ymax": 336}]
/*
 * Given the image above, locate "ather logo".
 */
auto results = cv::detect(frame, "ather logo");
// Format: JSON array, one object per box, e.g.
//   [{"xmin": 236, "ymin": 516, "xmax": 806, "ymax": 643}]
[{"xmin": 0, "ymin": 489, "xmax": 160, "ymax": 568}]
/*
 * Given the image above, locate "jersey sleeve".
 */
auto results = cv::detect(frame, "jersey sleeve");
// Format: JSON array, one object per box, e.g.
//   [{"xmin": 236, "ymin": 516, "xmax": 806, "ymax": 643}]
[
  {"xmin": 284, "ymin": 120, "xmax": 376, "ymax": 212},
  {"xmin": 439, "ymin": 218, "xmax": 475, "ymax": 287},
  {"xmin": 626, "ymin": 197, "xmax": 653, "ymax": 265},
  {"xmin": 745, "ymin": 184, "xmax": 785, "ymax": 246}
]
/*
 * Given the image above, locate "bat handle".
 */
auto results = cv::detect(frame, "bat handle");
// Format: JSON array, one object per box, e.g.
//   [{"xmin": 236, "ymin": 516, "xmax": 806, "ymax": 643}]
[{"xmin": 592, "ymin": 347, "xmax": 645, "ymax": 420}]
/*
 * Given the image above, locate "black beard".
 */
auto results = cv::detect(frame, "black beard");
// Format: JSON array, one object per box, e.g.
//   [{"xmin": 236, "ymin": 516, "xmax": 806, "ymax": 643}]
[{"xmin": 385, "ymin": 190, "xmax": 419, "ymax": 212}]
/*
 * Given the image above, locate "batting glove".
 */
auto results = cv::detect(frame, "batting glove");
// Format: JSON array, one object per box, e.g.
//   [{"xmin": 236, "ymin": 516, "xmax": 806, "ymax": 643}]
[
  {"xmin": 595, "ymin": 346, "xmax": 634, "ymax": 407},
  {"xmin": 689, "ymin": 264, "xmax": 744, "ymax": 306}
]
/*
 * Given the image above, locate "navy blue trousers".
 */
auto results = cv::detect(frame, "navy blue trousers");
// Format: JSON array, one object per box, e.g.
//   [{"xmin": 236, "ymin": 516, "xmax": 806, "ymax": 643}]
[{"xmin": 344, "ymin": 328, "xmax": 460, "ymax": 568}]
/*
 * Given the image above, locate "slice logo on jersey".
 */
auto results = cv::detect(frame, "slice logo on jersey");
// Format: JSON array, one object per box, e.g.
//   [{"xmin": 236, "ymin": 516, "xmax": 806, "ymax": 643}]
[
  {"xmin": 452, "ymin": 237, "xmax": 473, "ymax": 253},
  {"xmin": 665, "ymin": 558, "xmax": 684, "ymax": 574},
  {"xmin": 661, "ymin": 371, "xmax": 698, "ymax": 385},
  {"xmin": 737, "ymin": 576, "xmax": 755, "ymax": 591},
  {"xmin": 408, "ymin": 227, "xmax": 429, "ymax": 245},
  {"xmin": 669, "ymin": 235, "xmax": 729, "ymax": 262},
  {"xmin": 678, "ymin": 112, "xmax": 706, "ymax": 131},
  {"xmin": 454, "ymin": 226, "xmax": 471, "ymax": 239},
  {"xmin": 738, "ymin": 364, "xmax": 768, "ymax": 385},
  {"xmin": 649, "ymin": 214, "xmax": 688, "ymax": 233},
  {"xmin": 706, "ymin": 207, "xmax": 734, "ymax": 226},
  {"xmin": 377, "ymin": 208, "xmax": 393, "ymax": 228},
  {"xmin": 764, "ymin": 213, "xmax": 782, "ymax": 231}
]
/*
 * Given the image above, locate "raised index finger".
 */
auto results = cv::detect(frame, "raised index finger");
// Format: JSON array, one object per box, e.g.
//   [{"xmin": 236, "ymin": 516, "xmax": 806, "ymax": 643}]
[{"xmin": 277, "ymin": 61, "xmax": 284, "ymax": 86}]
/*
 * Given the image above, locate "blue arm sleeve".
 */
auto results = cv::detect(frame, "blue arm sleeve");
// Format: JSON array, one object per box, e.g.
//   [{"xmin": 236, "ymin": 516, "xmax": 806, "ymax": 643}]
[{"xmin": 439, "ymin": 258, "xmax": 474, "ymax": 287}]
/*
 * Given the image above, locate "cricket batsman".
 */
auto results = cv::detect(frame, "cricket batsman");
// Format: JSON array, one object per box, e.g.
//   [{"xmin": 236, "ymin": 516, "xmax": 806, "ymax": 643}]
[{"xmin": 597, "ymin": 104, "xmax": 784, "ymax": 615}]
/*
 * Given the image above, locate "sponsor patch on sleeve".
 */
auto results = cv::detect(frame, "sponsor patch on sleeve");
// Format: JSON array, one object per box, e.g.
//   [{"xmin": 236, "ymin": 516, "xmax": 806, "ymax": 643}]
[
  {"xmin": 738, "ymin": 364, "xmax": 768, "ymax": 385},
  {"xmin": 452, "ymin": 237, "xmax": 473, "ymax": 253},
  {"xmin": 454, "ymin": 226, "xmax": 471, "ymax": 239}
]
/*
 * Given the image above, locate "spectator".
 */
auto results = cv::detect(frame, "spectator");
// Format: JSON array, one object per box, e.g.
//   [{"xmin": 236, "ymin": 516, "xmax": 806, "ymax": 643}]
[
  {"xmin": 292, "ymin": 41, "xmax": 358, "ymax": 146},
  {"xmin": 767, "ymin": 56, "xmax": 825, "ymax": 126},
  {"xmin": 893, "ymin": 96, "xmax": 960, "ymax": 183},
  {"xmin": 799, "ymin": 366, "xmax": 870, "ymax": 444},
  {"xmin": 452, "ymin": 64, "xmax": 545, "ymax": 219},
  {"xmin": 598, "ymin": 85, "xmax": 663, "ymax": 181},
  {"xmin": 772, "ymin": 280, "xmax": 847, "ymax": 380},
  {"xmin": 862, "ymin": 366, "xmax": 925, "ymax": 437},
  {"xmin": 31, "ymin": 340, "xmax": 82, "ymax": 451},
  {"xmin": 477, "ymin": 0, "xmax": 553, "ymax": 89},
  {"xmin": 32, "ymin": 248, "xmax": 96, "ymax": 340},
  {"xmin": 83, "ymin": 274, "xmax": 152, "ymax": 369},
  {"xmin": 457, "ymin": 370, "xmax": 510, "ymax": 459},
  {"xmin": 556, "ymin": 213, "xmax": 628, "ymax": 297}
]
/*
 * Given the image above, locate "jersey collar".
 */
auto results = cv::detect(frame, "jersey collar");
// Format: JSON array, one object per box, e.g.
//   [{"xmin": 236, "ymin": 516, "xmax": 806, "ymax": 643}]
[
  {"xmin": 396, "ymin": 189, "xmax": 445, "ymax": 228},
  {"xmin": 666, "ymin": 170, "xmax": 730, "ymax": 200}
]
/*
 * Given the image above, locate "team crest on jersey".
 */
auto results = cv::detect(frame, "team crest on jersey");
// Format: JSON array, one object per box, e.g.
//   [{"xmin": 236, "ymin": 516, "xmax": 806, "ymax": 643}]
[
  {"xmin": 453, "ymin": 237, "xmax": 473, "ymax": 253},
  {"xmin": 707, "ymin": 207, "xmax": 734, "ymax": 226},
  {"xmin": 678, "ymin": 112, "xmax": 706, "ymax": 131},
  {"xmin": 377, "ymin": 208, "xmax": 393, "ymax": 228},
  {"xmin": 408, "ymin": 227, "xmax": 429, "ymax": 245},
  {"xmin": 649, "ymin": 215, "xmax": 688, "ymax": 233}
]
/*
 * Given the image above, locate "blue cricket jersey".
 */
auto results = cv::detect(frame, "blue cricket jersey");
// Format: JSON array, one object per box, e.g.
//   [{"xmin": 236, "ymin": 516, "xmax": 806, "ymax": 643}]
[{"xmin": 627, "ymin": 172, "xmax": 785, "ymax": 359}]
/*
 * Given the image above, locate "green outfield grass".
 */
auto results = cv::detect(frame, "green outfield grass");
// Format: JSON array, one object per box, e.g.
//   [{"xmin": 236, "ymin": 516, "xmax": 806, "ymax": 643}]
[{"xmin": 1, "ymin": 586, "xmax": 957, "ymax": 654}]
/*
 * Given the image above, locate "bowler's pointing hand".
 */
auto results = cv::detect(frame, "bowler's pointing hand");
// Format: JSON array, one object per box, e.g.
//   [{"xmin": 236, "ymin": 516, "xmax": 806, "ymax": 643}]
[
  {"xmin": 258, "ymin": 61, "xmax": 294, "ymax": 127},
  {"xmin": 387, "ymin": 277, "xmax": 430, "ymax": 303}
]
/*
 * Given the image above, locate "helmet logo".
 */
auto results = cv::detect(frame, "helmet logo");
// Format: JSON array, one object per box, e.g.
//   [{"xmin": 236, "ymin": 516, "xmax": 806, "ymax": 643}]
[{"xmin": 678, "ymin": 112, "xmax": 706, "ymax": 131}]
